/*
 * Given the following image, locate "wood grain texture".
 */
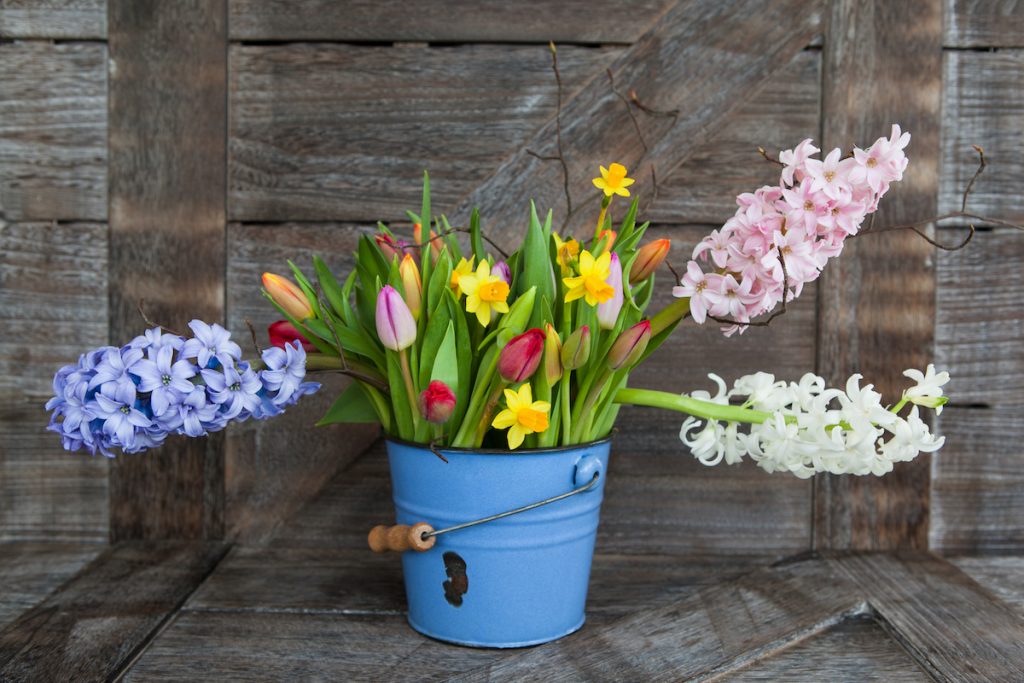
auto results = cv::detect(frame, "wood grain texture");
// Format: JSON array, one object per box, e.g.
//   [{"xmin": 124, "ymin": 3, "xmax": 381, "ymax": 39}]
[
  {"xmin": 186, "ymin": 545, "xmax": 771, "ymax": 623},
  {"xmin": 949, "ymin": 555, "xmax": 1024, "ymax": 616},
  {"xmin": 944, "ymin": 0, "xmax": 1024, "ymax": 47},
  {"xmin": 229, "ymin": 0, "xmax": 672, "ymax": 43},
  {"xmin": 0, "ymin": 541, "xmax": 102, "ymax": 628},
  {"xmin": 828, "ymin": 551, "xmax": 1024, "ymax": 682},
  {"xmin": 0, "ymin": 0, "xmax": 106, "ymax": 38},
  {"xmin": 107, "ymin": 0, "xmax": 228, "ymax": 541},
  {"xmin": 645, "ymin": 51, "xmax": 822, "ymax": 224},
  {"xmin": 0, "ymin": 41, "xmax": 106, "ymax": 221},
  {"xmin": 936, "ymin": 228, "xmax": 1023, "ymax": 405},
  {"xmin": 229, "ymin": 43, "xmax": 619, "ymax": 222},
  {"xmin": 226, "ymin": 223, "xmax": 379, "ymax": 541},
  {"xmin": 451, "ymin": 0, "xmax": 824, "ymax": 248},
  {"xmin": 814, "ymin": 0, "xmax": 942, "ymax": 551},
  {"xmin": 941, "ymin": 50, "xmax": 1024, "ymax": 224},
  {"xmin": 724, "ymin": 614, "xmax": 931, "ymax": 682},
  {"xmin": 930, "ymin": 405, "xmax": 1024, "ymax": 553},
  {"xmin": 454, "ymin": 558, "xmax": 862, "ymax": 682},
  {"xmin": 0, "ymin": 541, "xmax": 228, "ymax": 682}
]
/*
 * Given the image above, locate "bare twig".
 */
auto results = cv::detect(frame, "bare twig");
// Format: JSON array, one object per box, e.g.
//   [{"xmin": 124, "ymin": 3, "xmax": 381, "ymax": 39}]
[
  {"xmin": 608, "ymin": 69, "xmax": 648, "ymax": 153},
  {"xmin": 315, "ymin": 287, "xmax": 350, "ymax": 371},
  {"xmin": 136, "ymin": 299, "xmax": 184, "ymax": 336},
  {"xmin": 549, "ymin": 43, "xmax": 573, "ymax": 222},
  {"xmin": 629, "ymin": 88, "xmax": 679, "ymax": 120},
  {"xmin": 664, "ymin": 257, "xmax": 682, "ymax": 284},
  {"xmin": 244, "ymin": 318, "xmax": 263, "ymax": 356},
  {"xmin": 422, "ymin": 225, "xmax": 511, "ymax": 259},
  {"xmin": 757, "ymin": 146, "xmax": 785, "ymax": 168}
]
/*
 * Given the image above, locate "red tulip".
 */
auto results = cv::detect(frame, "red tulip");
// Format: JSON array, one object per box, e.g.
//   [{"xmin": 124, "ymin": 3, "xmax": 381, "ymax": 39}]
[
  {"xmin": 268, "ymin": 320, "xmax": 315, "ymax": 352},
  {"xmin": 419, "ymin": 380, "xmax": 457, "ymax": 424}
]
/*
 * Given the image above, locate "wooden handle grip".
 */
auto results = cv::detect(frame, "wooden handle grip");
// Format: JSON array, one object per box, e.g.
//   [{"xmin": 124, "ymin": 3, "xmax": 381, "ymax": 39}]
[{"xmin": 368, "ymin": 522, "xmax": 436, "ymax": 553}]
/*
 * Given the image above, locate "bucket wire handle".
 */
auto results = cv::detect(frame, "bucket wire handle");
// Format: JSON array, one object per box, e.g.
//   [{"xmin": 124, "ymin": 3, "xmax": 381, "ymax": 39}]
[{"xmin": 367, "ymin": 470, "xmax": 601, "ymax": 553}]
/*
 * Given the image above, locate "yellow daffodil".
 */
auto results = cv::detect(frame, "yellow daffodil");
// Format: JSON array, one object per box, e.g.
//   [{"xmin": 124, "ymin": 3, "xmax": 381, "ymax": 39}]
[
  {"xmin": 563, "ymin": 250, "xmax": 614, "ymax": 306},
  {"xmin": 552, "ymin": 233, "xmax": 580, "ymax": 275},
  {"xmin": 459, "ymin": 260, "xmax": 510, "ymax": 326},
  {"xmin": 592, "ymin": 163, "xmax": 635, "ymax": 198},
  {"xmin": 491, "ymin": 383, "xmax": 550, "ymax": 450},
  {"xmin": 450, "ymin": 256, "xmax": 475, "ymax": 297}
]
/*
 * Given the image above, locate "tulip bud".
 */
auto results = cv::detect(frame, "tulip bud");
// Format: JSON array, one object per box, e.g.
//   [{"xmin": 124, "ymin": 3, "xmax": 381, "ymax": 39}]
[
  {"xmin": 399, "ymin": 254, "xmax": 423, "ymax": 321},
  {"xmin": 596, "ymin": 229, "xmax": 617, "ymax": 255},
  {"xmin": 491, "ymin": 260, "xmax": 512, "ymax": 285},
  {"xmin": 413, "ymin": 222, "xmax": 424, "ymax": 245},
  {"xmin": 629, "ymin": 239, "xmax": 671, "ymax": 284},
  {"xmin": 268, "ymin": 320, "xmax": 315, "ymax": 353},
  {"xmin": 607, "ymin": 320, "xmax": 651, "ymax": 371},
  {"xmin": 560, "ymin": 325, "xmax": 591, "ymax": 370},
  {"xmin": 596, "ymin": 253, "xmax": 624, "ymax": 330},
  {"xmin": 543, "ymin": 324, "xmax": 562, "ymax": 383},
  {"xmin": 498, "ymin": 328, "xmax": 545, "ymax": 383},
  {"xmin": 375, "ymin": 234, "xmax": 403, "ymax": 263},
  {"xmin": 419, "ymin": 380, "xmax": 457, "ymax": 424},
  {"xmin": 428, "ymin": 229, "xmax": 443, "ymax": 263},
  {"xmin": 375, "ymin": 285, "xmax": 417, "ymax": 351},
  {"xmin": 263, "ymin": 273, "xmax": 315, "ymax": 321}
]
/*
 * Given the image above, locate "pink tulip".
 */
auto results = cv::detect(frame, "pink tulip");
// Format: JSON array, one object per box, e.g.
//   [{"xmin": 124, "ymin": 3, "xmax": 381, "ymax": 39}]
[
  {"xmin": 607, "ymin": 320, "xmax": 651, "ymax": 371},
  {"xmin": 498, "ymin": 328, "xmax": 545, "ymax": 383},
  {"xmin": 491, "ymin": 260, "xmax": 512, "ymax": 285},
  {"xmin": 375, "ymin": 285, "xmax": 417, "ymax": 351},
  {"xmin": 596, "ymin": 253, "xmax": 623, "ymax": 330}
]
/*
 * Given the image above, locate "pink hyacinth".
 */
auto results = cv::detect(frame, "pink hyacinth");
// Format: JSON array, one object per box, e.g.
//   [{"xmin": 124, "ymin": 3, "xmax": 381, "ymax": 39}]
[{"xmin": 673, "ymin": 125, "xmax": 910, "ymax": 336}]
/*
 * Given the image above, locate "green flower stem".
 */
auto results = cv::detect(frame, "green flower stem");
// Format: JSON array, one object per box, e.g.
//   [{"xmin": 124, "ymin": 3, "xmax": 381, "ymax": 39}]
[
  {"xmin": 572, "ymin": 367, "xmax": 612, "ymax": 441},
  {"xmin": 474, "ymin": 380, "xmax": 508, "ymax": 447},
  {"xmin": 398, "ymin": 348, "xmax": 421, "ymax": 432},
  {"xmin": 890, "ymin": 396, "xmax": 909, "ymax": 414},
  {"xmin": 613, "ymin": 388, "xmax": 775, "ymax": 424},
  {"xmin": 594, "ymin": 195, "xmax": 612, "ymax": 239},
  {"xmin": 649, "ymin": 297, "xmax": 690, "ymax": 336},
  {"xmin": 452, "ymin": 348, "xmax": 498, "ymax": 446},
  {"xmin": 559, "ymin": 373, "xmax": 572, "ymax": 447}
]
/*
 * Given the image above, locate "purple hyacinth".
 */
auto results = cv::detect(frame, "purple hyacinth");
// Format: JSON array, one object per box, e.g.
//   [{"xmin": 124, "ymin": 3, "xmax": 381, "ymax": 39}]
[
  {"xmin": 93, "ymin": 382, "xmax": 152, "ymax": 449},
  {"xmin": 131, "ymin": 345, "xmax": 197, "ymax": 416},
  {"xmin": 130, "ymin": 327, "xmax": 184, "ymax": 353},
  {"xmin": 180, "ymin": 320, "xmax": 242, "ymax": 369},
  {"xmin": 88, "ymin": 346, "xmax": 143, "ymax": 390},
  {"xmin": 201, "ymin": 362, "xmax": 262, "ymax": 420},
  {"xmin": 260, "ymin": 341, "xmax": 320, "ymax": 407}
]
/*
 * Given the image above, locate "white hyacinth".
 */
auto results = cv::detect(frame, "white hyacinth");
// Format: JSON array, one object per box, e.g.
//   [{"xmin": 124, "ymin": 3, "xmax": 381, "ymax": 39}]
[{"xmin": 680, "ymin": 367, "xmax": 949, "ymax": 478}]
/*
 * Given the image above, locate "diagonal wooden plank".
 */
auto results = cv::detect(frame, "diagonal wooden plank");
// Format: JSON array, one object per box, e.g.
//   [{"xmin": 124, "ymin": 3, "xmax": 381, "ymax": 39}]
[
  {"xmin": 452, "ymin": 557, "xmax": 864, "ymax": 682},
  {"xmin": 452, "ymin": 0, "xmax": 825, "ymax": 244},
  {"xmin": 0, "ymin": 541, "xmax": 228, "ymax": 681},
  {"xmin": 828, "ymin": 552, "xmax": 1024, "ymax": 683},
  {"xmin": 814, "ymin": 0, "xmax": 942, "ymax": 551}
]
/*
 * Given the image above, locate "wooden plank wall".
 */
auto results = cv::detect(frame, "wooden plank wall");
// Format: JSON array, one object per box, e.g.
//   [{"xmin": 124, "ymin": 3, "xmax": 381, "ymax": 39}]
[{"xmin": 1, "ymin": 0, "xmax": 1022, "ymax": 554}]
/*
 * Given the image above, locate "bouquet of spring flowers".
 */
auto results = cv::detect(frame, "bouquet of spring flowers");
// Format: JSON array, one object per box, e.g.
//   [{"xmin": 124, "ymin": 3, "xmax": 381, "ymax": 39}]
[{"xmin": 46, "ymin": 126, "xmax": 949, "ymax": 478}]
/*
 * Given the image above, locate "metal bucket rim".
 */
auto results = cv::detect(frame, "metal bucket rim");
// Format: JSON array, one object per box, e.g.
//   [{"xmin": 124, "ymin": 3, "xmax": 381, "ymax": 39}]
[{"xmin": 384, "ymin": 434, "xmax": 612, "ymax": 457}]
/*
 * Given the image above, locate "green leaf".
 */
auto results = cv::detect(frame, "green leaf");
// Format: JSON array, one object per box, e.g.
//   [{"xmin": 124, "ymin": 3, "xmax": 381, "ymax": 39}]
[
  {"xmin": 469, "ymin": 208, "xmax": 486, "ymax": 262},
  {"xmin": 386, "ymin": 350, "xmax": 414, "ymax": 438},
  {"xmin": 446, "ymin": 291, "xmax": 473, "ymax": 430},
  {"xmin": 418, "ymin": 299, "xmax": 452, "ymax": 387},
  {"xmin": 317, "ymin": 381, "xmax": 380, "ymax": 425},
  {"xmin": 616, "ymin": 197, "xmax": 641, "ymax": 245},
  {"xmin": 262, "ymin": 291, "xmax": 337, "ymax": 357},
  {"xmin": 616, "ymin": 220, "xmax": 649, "ymax": 255},
  {"xmin": 430, "ymin": 322, "xmax": 458, "ymax": 390},
  {"xmin": 426, "ymin": 248, "xmax": 452, "ymax": 316},
  {"xmin": 286, "ymin": 260, "xmax": 322, "ymax": 320},
  {"xmin": 518, "ymin": 203, "xmax": 556, "ymax": 314},
  {"xmin": 313, "ymin": 256, "xmax": 347, "ymax": 319},
  {"xmin": 496, "ymin": 285, "xmax": 536, "ymax": 346},
  {"xmin": 439, "ymin": 215, "xmax": 462, "ymax": 260}
]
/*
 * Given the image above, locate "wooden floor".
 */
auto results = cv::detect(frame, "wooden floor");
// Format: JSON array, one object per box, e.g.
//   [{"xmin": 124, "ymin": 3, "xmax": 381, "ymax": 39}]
[{"xmin": 2, "ymin": 444, "xmax": 1024, "ymax": 681}]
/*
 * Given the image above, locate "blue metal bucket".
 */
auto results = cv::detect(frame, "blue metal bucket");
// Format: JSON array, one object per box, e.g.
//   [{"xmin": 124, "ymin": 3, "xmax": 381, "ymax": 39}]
[{"xmin": 385, "ymin": 437, "xmax": 611, "ymax": 648}]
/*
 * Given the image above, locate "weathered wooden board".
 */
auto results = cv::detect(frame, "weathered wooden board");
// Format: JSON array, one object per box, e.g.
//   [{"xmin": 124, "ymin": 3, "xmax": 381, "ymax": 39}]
[
  {"xmin": 107, "ymin": 0, "xmax": 228, "ymax": 541},
  {"xmin": 0, "ymin": 41, "xmax": 106, "ymax": 221},
  {"xmin": 0, "ymin": 541, "xmax": 228, "ymax": 682},
  {"xmin": 930, "ymin": 405, "xmax": 1024, "ymax": 554},
  {"xmin": 936, "ymin": 228, "xmax": 1023, "ymax": 405},
  {"xmin": 942, "ymin": 49, "xmax": 1024, "ymax": 222},
  {"xmin": 229, "ymin": 43, "xmax": 620, "ymax": 223},
  {"xmin": 452, "ymin": 0, "xmax": 824, "ymax": 245},
  {"xmin": 949, "ymin": 555, "xmax": 1024, "ymax": 616},
  {"xmin": 0, "ymin": 0, "xmax": 106, "ymax": 39},
  {"xmin": 0, "ymin": 541, "xmax": 102, "ymax": 628},
  {"xmin": 724, "ymin": 614, "xmax": 931, "ymax": 682},
  {"xmin": 225, "ymin": 222, "xmax": 380, "ymax": 540},
  {"xmin": 645, "ymin": 50, "xmax": 821, "ymax": 224},
  {"xmin": 229, "ymin": 0, "xmax": 672, "ymax": 43},
  {"xmin": 186, "ymin": 545, "xmax": 771, "ymax": 623},
  {"xmin": 815, "ymin": 0, "xmax": 942, "ymax": 551},
  {"xmin": 944, "ymin": 0, "xmax": 1024, "ymax": 47},
  {"xmin": 829, "ymin": 552, "xmax": 1024, "ymax": 682},
  {"xmin": 0, "ymin": 402, "xmax": 109, "ymax": 541}
]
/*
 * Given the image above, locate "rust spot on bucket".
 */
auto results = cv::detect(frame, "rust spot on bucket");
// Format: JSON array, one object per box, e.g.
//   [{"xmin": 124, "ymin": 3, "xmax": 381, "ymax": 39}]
[{"xmin": 443, "ymin": 551, "xmax": 468, "ymax": 607}]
